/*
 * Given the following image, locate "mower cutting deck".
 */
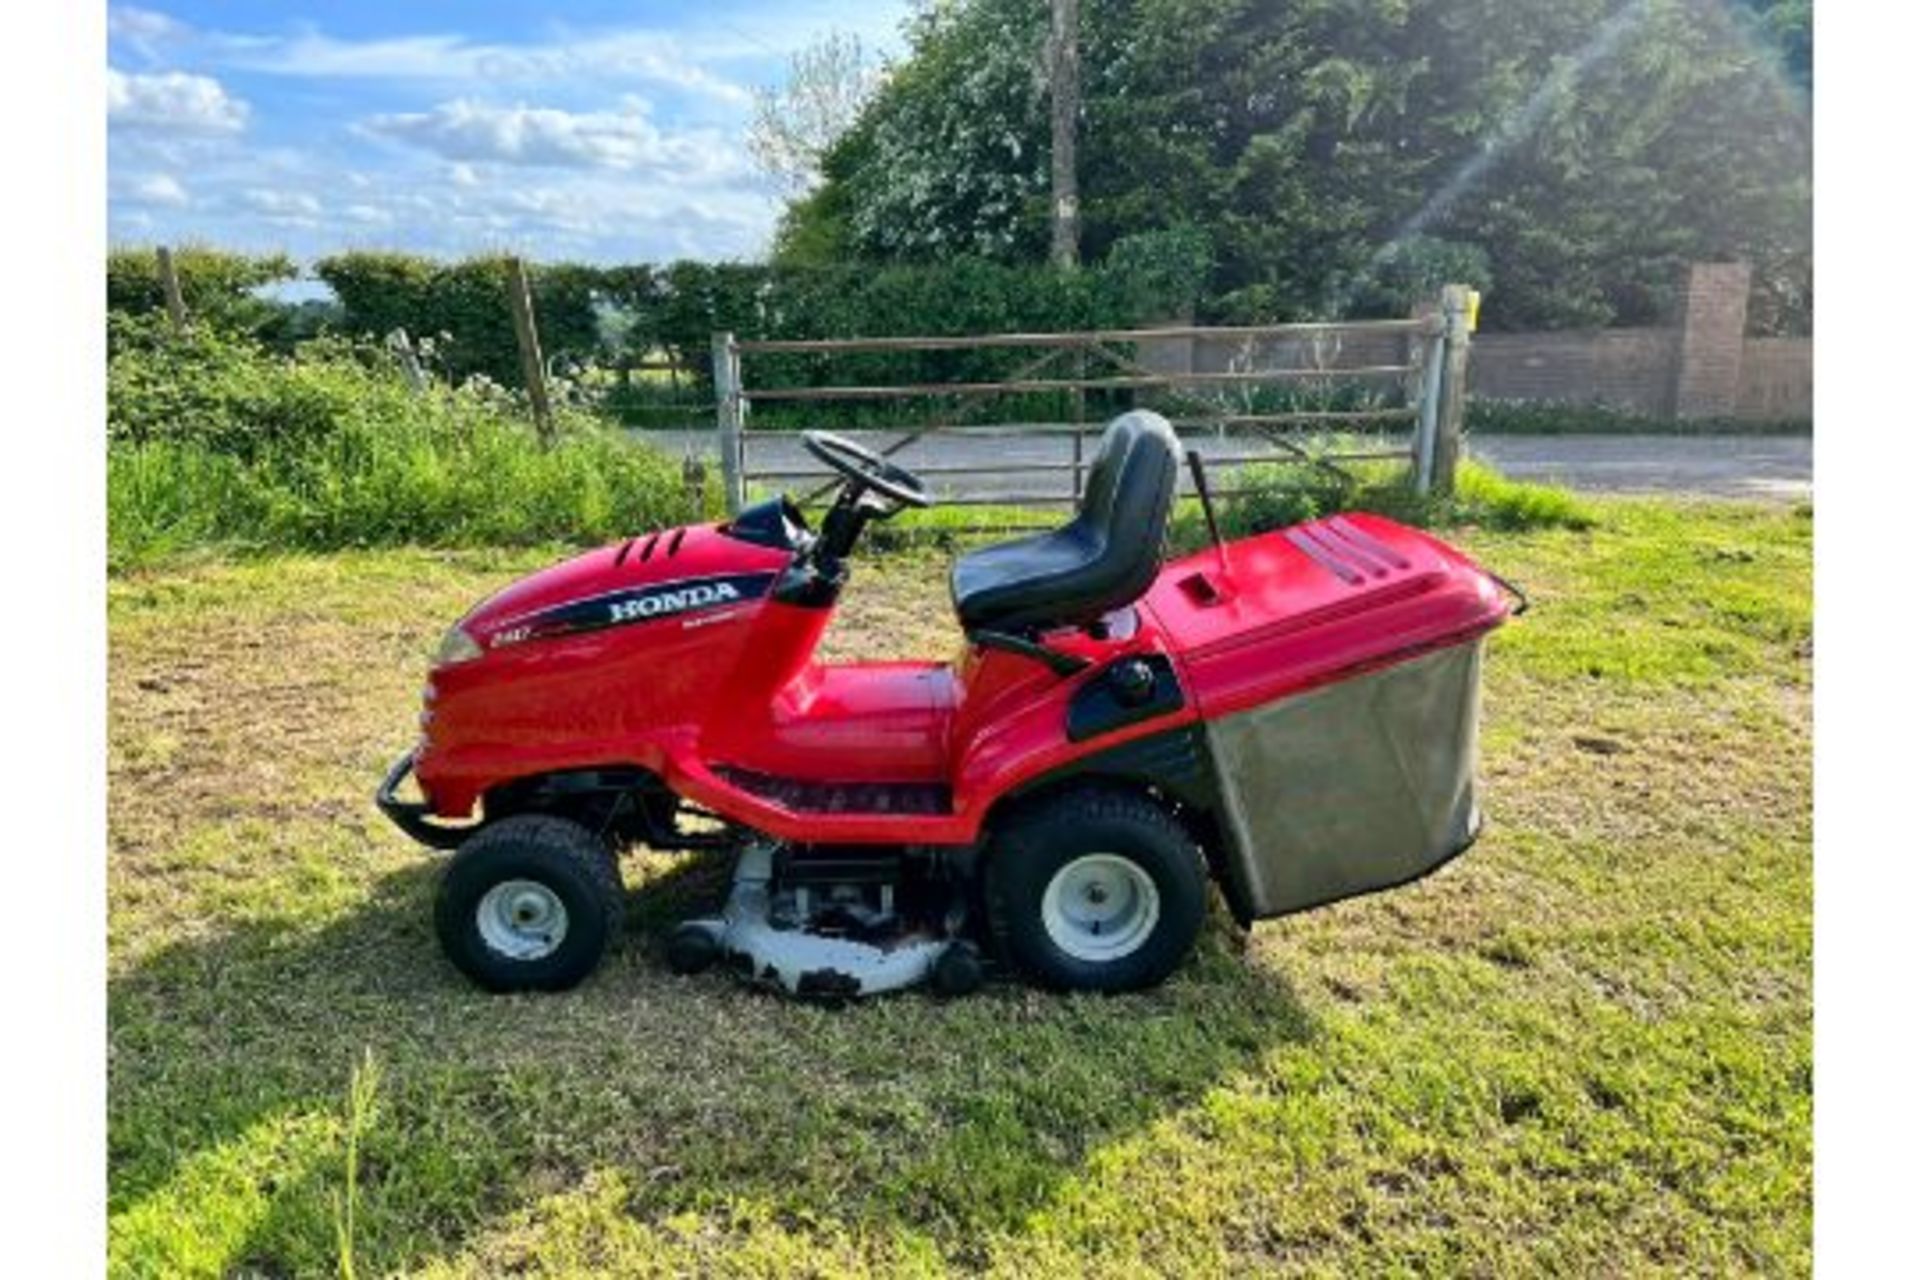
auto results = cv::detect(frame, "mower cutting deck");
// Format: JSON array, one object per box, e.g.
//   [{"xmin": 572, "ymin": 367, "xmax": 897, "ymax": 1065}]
[{"xmin": 379, "ymin": 412, "xmax": 1519, "ymax": 997}]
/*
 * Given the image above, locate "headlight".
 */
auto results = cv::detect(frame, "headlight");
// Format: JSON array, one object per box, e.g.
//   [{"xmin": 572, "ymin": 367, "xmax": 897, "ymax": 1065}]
[{"xmin": 434, "ymin": 624, "xmax": 484, "ymax": 666}]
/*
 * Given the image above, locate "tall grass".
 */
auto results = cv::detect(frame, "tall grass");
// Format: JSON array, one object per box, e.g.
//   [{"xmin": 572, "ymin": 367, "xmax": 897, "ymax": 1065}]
[
  {"xmin": 1202, "ymin": 453, "xmax": 1595, "ymax": 543},
  {"xmin": 108, "ymin": 320, "xmax": 704, "ymax": 570},
  {"xmin": 332, "ymin": 1050, "xmax": 382, "ymax": 1280}
]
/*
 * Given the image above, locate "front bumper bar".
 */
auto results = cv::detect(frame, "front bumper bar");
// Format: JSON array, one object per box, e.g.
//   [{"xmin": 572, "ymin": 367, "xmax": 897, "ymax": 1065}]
[{"xmin": 375, "ymin": 750, "xmax": 471, "ymax": 850}]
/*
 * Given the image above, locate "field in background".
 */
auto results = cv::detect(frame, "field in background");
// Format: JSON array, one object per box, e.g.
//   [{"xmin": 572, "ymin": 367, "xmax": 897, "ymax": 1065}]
[{"xmin": 108, "ymin": 498, "xmax": 1811, "ymax": 1276}]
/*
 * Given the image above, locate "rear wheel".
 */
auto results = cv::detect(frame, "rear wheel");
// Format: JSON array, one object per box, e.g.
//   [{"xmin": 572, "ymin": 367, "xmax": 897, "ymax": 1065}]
[
  {"xmin": 435, "ymin": 815, "xmax": 624, "ymax": 992},
  {"xmin": 985, "ymin": 786, "xmax": 1208, "ymax": 992}
]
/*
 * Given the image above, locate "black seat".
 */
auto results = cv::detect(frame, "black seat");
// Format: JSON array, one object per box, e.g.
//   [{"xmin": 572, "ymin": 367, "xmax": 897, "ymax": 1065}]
[{"xmin": 951, "ymin": 410, "xmax": 1180, "ymax": 633}]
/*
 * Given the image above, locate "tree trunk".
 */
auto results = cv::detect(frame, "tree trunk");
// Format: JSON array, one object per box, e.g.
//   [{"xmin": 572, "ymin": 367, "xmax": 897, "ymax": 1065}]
[{"xmin": 1048, "ymin": 0, "xmax": 1081, "ymax": 270}]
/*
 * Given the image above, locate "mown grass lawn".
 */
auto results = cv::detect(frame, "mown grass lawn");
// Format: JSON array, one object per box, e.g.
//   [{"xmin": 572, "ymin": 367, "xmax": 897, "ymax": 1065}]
[{"xmin": 107, "ymin": 497, "xmax": 1811, "ymax": 1277}]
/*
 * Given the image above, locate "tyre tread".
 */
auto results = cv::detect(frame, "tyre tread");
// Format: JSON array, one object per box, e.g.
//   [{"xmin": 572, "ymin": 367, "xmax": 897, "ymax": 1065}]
[
  {"xmin": 435, "ymin": 814, "xmax": 623, "ymax": 992},
  {"xmin": 984, "ymin": 784, "xmax": 1208, "ymax": 992}
]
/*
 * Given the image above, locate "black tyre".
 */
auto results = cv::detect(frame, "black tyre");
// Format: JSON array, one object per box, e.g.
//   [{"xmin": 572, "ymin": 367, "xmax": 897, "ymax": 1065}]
[
  {"xmin": 984, "ymin": 786, "xmax": 1209, "ymax": 992},
  {"xmin": 435, "ymin": 815, "xmax": 624, "ymax": 992},
  {"xmin": 664, "ymin": 921, "xmax": 721, "ymax": 975},
  {"xmin": 930, "ymin": 940, "xmax": 986, "ymax": 998}
]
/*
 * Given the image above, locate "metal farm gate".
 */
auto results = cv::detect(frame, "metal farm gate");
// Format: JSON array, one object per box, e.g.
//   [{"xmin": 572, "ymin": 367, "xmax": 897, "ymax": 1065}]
[{"xmin": 710, "ymin": 285, "xmax": 1475, "ymax": 519}]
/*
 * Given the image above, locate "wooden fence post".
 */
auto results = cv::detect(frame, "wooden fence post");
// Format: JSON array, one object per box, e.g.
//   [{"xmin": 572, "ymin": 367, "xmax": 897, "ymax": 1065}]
[
  {"xmin": 1431, "ymin": 283, "xmax": 1474, "ymax": 497},
  {"xmin": 385, "ymin": 328, "xmax": 428, "ymax": 394},
  {"xmin": 1069, "ymin": 342, "xmax": 1087, "ymax": 499},
  {"xmin": 1410, "ymin": 302, "xmax": 1444, "ymax": 495},
  {"xmin": 155, "ymin": 246, "xmax": 188, "ymax": 334},
  {"xmin": 712, "ymin": 332, "xmax": 745, "ymax": 514},
  {"xmin": 682, "ymin": 454, "xmax": 708, "ymax": 521},
  {"xmin": 504, "ymin": 257, "xmax": 555, "ymax": 445}
]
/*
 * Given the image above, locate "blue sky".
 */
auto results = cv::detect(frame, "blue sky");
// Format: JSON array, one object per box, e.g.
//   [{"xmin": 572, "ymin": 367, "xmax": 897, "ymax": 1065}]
[{"xmin": 107, "ymin": 2, "xmax": 913, "ymax": 265}]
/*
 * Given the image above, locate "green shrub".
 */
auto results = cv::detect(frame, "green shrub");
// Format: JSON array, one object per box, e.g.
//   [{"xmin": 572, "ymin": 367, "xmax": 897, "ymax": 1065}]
[
  {"xmin": 107, "ymin": 324, "xmax": 700, "ymax": 569},
  {"xmin": 1203, "ymin": 454, "xmax": 1593, "ymax": 544},
  {"xmin": 1468, "ymin": 398, "xmax": 1811, "ymax": 435},
  {"xmin": 1334, "ymin": 237, "xmax": 1491, "ymax": 319},
  {"xmin": 1091, "ymin": 226, "xmax": 1213, "ymax": 322},
  {"xmin": 109, "ymin": 316, "xmax": 406, "ymax": 459}
]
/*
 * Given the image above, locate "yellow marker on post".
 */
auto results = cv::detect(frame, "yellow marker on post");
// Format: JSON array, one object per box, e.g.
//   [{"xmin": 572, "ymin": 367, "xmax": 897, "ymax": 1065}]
[{"xmin": 1465, "ymin": 288, "xmax": 1482, "ymax": 333}]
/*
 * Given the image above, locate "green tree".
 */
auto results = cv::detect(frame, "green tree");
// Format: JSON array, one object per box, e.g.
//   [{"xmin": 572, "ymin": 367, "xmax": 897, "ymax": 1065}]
[
  {"xmin": 785, "ymin": 0, "xmax": 1052, "ymax": 262},
  {"xmin": 788, "ymin": 0, "xmax": 1812, "ymax": 332}
]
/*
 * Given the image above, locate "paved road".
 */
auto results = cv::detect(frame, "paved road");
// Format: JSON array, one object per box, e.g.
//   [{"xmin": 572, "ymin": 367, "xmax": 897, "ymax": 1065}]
[
  {"xmin": 1470, "ymin": 434, "xmax": 1810, "ymax": 502},
  {"xmin": 637, "ymin": 429, "xmax": 1811, "ymax": 503}
]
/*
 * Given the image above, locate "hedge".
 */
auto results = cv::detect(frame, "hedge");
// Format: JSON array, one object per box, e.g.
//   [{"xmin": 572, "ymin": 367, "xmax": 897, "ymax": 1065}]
[
  {"xmin": 107, "ymin": 245, "xmax": 323, "ymax": 347},
  {"xmin": 110, "ymin": 229, "xmax": 1211, "ymax": 396},
  {"xmin": 107, "ymin": 245, "xmax": 296, "ymax": 314}
]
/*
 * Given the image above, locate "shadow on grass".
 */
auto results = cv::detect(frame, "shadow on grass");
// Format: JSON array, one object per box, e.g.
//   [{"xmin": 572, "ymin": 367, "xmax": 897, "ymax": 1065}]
[{"xmin": 109, "ymin": 850, "xmax": 1315, "ymax": 1274}]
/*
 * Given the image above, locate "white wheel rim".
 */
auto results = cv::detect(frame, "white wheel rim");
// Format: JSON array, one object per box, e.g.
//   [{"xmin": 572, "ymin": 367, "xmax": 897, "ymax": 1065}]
[
  {"xmin": 1040, "ymin": 853, "xmax": 1161, "ymax": 963},
  {"xmin": 476, "ymin": 879, "xmax": 569, "ymax": 961}
]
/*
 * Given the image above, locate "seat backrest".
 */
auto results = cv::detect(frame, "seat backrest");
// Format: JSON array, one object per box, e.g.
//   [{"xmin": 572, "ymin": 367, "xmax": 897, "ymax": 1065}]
[
  {"xmin": 949, "ymin": 410, "xmax": 1181, "ymax": 633},
  {"xmin": 1029, "ymin": 410, "xmax": 1179, "ymax": 627},
  {"xmin": 1078, "ymin": 413, "xmax": 1135, "ymax": 519},
  {"xmin": 1078, "ymin": 409, "xmax": 1179, "ymax": 546}
]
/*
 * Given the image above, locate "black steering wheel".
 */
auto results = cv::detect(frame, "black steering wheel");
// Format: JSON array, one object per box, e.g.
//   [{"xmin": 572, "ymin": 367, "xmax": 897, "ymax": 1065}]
[{"xmin": 801, "ymin": 431, "xmax": 934, "ymax": 510}]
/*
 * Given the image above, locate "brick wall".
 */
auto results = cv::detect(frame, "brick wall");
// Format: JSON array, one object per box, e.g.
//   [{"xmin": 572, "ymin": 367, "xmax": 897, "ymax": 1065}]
[
  {"xmin": 1469, "ymin": 329, "xmax": 1679, "ymax": 417},
  {"xmin": 1138, "ymin": 263, "xmax": 1810, "ymax": 423},
  {"xmin": 1737, "ymin": 337, "xmax": 1814, "ymax": 420},
  {"xmin": 1472, "ymin": 262, "xmax": 1810, "ymax": 421},
  {"xmin": 1672, "ymin": 262, "xmax": 1754, "ymax": 418}
]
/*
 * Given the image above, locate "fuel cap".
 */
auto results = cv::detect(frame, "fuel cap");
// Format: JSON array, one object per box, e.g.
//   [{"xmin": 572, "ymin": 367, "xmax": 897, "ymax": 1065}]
[{"xmin": 1109, "ymin": 658, "xmax": 1157, "ymax": 706}]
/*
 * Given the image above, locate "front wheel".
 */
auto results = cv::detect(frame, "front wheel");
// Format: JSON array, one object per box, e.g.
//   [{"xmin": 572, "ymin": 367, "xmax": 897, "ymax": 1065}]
[
  {"xmin": 435, "ymin": 815, "xmax": 624, "ymax": 992},
  {"xmin": 984, "ymin": 786, "xmax": 1209, "ymax": 992}
]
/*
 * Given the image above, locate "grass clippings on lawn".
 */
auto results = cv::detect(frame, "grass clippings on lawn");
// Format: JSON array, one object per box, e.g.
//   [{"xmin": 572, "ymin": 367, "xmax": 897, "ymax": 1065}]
[{"xmin": 107, "ymin": 497, "xmax": 1811, "ymax": 1277}]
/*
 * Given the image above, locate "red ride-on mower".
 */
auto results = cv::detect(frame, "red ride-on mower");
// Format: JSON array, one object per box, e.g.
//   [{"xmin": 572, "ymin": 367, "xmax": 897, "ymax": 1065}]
[{"xmin": 378, "ymin": 411, "xmax": 1522, "ymax": 998}]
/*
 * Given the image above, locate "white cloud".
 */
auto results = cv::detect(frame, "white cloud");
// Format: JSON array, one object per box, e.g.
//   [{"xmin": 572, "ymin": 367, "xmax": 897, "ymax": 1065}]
[
  {"xmin": 107, "ymin": 68, "xmax": 247, "ymax": 133},
  {"xmin": 241, "ymin": 189, "xmax": 322, "ymax": 218},
  {"xmin": 360, "ymin": 99, "xmax": 744, "ymax": 178},
  {"xmin": 213, "ymin": 28, "xmax": 751, "ymax": 106},
  {"xmin": 108, "ymin": 5, "xmax": 188, "ymax": 44},
  {"xmin": 471, "ymin": 36, "xmax": 752, "ymax": 105},
  {"xmin": 128, "ymin": 173, "xmax": 189, "ymax": 206},
  {"xmin": 107, "ymin": 158, "xmax": 781, "ymax": 263},
  {"xmin": 218, "ymin": 32, "xmax": 470, "ymax": 81}
]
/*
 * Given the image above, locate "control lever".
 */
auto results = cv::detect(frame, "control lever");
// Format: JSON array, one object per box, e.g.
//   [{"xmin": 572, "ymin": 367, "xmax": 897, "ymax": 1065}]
[{"xmin": 966, "ymin": 629, "xmax": 1091, "ymax": 678}]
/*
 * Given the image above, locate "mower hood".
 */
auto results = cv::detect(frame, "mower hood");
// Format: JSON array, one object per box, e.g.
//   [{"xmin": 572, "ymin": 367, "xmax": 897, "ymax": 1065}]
[{"xmin": 449, "ymin": 523, "xmax": 794, "ymax": 657}]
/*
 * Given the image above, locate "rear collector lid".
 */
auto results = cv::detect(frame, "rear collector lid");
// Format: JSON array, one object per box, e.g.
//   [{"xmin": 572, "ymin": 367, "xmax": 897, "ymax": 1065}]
[{"xmin": 1142, "ymin": 512, "xmax": 1510, "ymax": 718}]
